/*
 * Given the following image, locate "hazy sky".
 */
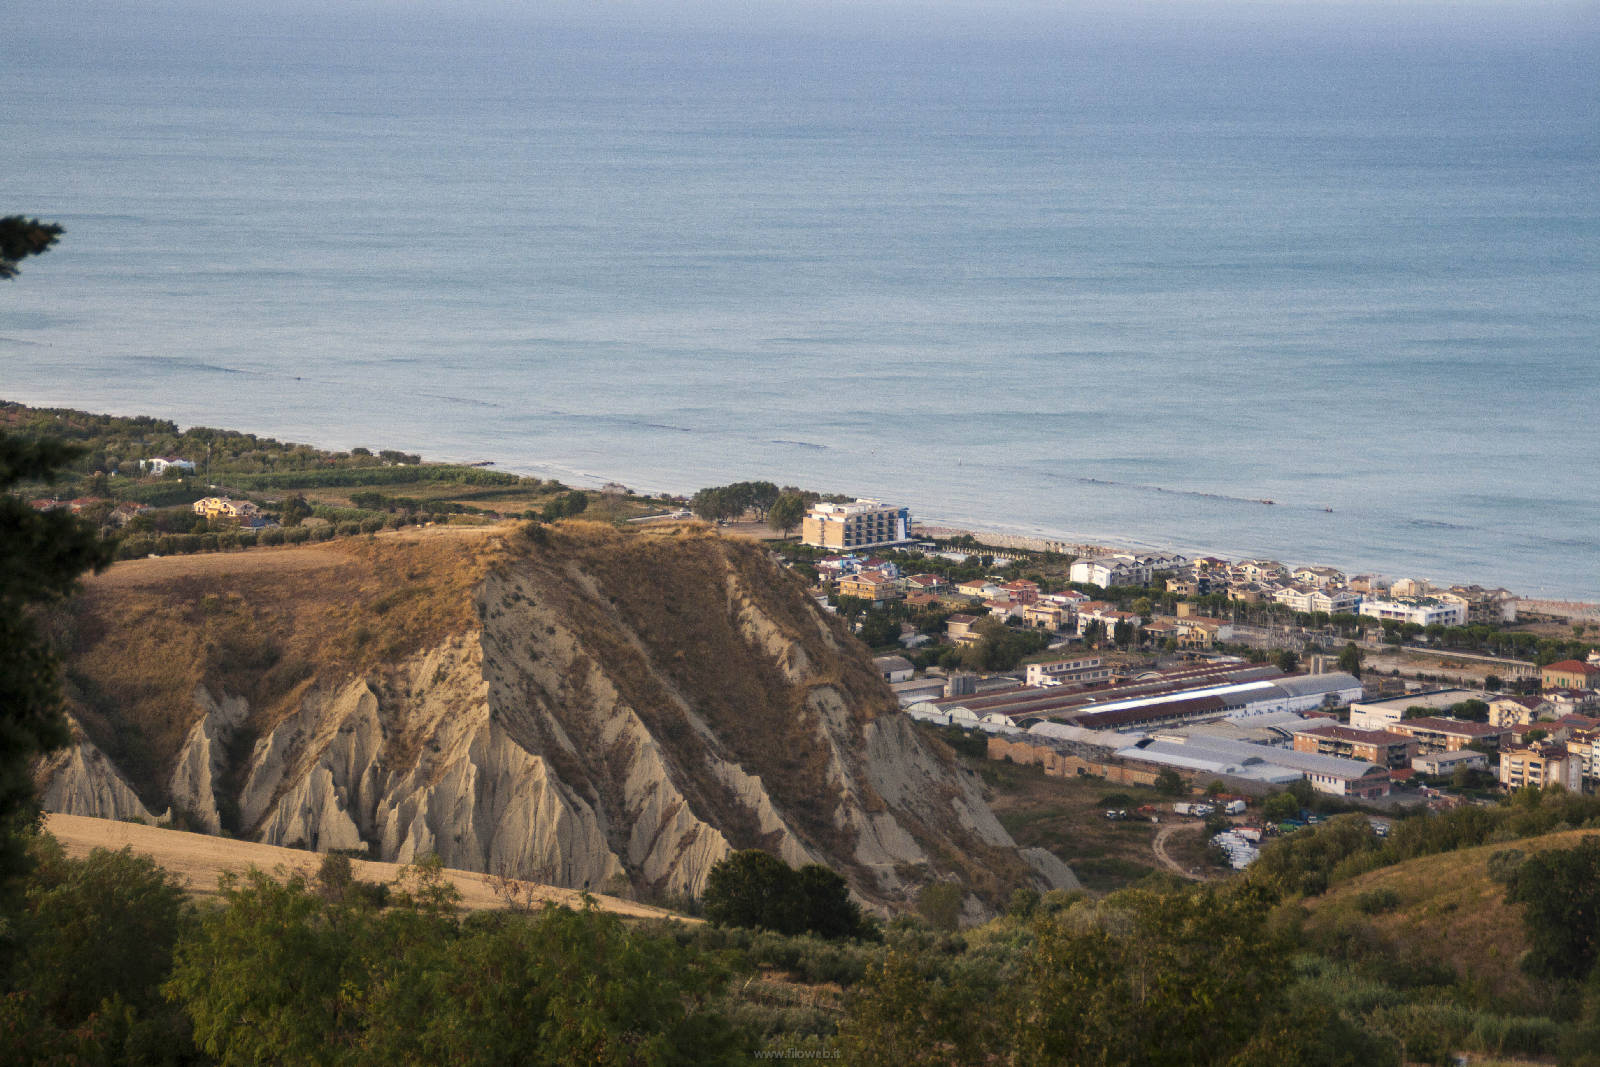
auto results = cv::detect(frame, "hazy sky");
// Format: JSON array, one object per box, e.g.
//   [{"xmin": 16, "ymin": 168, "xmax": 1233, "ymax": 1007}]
[{"xmin": 25, "ymin": 0, "xmax": 1599, "ymax": 41}]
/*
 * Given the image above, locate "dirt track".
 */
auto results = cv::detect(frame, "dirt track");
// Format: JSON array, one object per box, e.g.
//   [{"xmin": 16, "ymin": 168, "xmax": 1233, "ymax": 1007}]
[
  {"xmin": 1152, "ymin": 822, "xmax": 1205, "ymax": 880},
  {"xmin": 45, "ymin": 813, "xmax": 689, "ymax": 921}
]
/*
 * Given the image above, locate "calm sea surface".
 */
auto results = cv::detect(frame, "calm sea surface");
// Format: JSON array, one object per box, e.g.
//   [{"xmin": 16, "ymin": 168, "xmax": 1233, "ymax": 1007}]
[{"xmin": 5, "ymin": 4, "xmax": 1598, "ymax": 598}]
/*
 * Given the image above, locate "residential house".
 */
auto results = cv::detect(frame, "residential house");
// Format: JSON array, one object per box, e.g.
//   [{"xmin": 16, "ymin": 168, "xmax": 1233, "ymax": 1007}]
[
  {"xmin": 1542, "ymin": 689, "xmax": 1600, "ymax": 717},
  {"xmin": 1389, "ymin": 717, "xmax": 1510, "ymax": 755},
  {"xmin": 984, "ymin": 597, "xmax": 1024, "ymax": 620},
  {"xmin": 1560, "ymin": 719, "xmax": 1600, "ymax": 784},
  {"xmin": 904, "ymin": 573, "xmax": 950, "ymax": 596},
  {"xmin": 1413, "ymin": 750, "xmax": 1489, "ymax": 776},
  {"xmin": 1174, "ymin": 616, "xmax": 1235, "ymax": 649},
  {"xmin": 1446, "ymin": 585, "xmax": 1518, "ymax": 625},
  {"xmin": 1141, "ymin": 619, "xmax": 1180, "ymax": 645},
  {"xmin": 1068, "ymin": 553, "xmax": 1187, "ymax": 588},
  {"xmin": 1293, "ymin": 724, "xmax": 1417, "ymax": 770},
  {"xmin": 1235, "ymin": 559, "xmax": 1288, "ymax": 584},
  {"xmin": 140, "ymin": 456, "xmax": 195, "ymax": 476},
  {"xmin": 108, "ymin": 501, "xmax": 152, "ymax": 527},
  {"xmin": 1358, "ymin": 596, "xmax": 1468, "ymax": 628},
  {"xmin": 837, "ymin": 571, "xmax": 903, "ymax": 606},
  {"xmin": 1500, "ymin": 741, "xmax": 1583, "ymax": 792},
  {"xmin": 1488, "ymin": 696, "xmax": 1547, "ymax": 728},
  {"xmin": 1000, "ymin": 579, "xmax": 1040, "ymax": 605},
  {"xmin": 946, "ymin": 614, "xmax": 982, "ymax": 645},
  {"xmin": 956, "ymin": 578, "xmax": 1001, "ymax": 599},
  {"xmin": 1389, "ymin": 578, "xmax": 1434, "ymax": 597},
  {"xmin": 1077, "ymin": 605, "xmax": 1138, "ymax": 640},
  {"xmin": 193, "ymin": 497, "xmax": 262, "ymax": 523},
  {"xmin": 1291, "ymin": 565, "xmax": 1346, "ymax": 589},
  {"xmin": 1509, "ymin": 721, "xmax": 1569, "ymax": 746},
  {"xmin": 1542, "ymin": 659, "xmax": 1600, "ymax": 692},
  {"xmin": 1021, "ymin": 601, "xmax": 1067, "ymax": 631},
  {"xmin": 1273, "ymin": 586, "xmax": 1362, "ymax": 615}
]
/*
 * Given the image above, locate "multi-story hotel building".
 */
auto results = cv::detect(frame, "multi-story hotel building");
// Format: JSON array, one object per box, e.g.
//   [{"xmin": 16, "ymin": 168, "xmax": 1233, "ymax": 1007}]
[{"xmin": 801, "ymin": 500, "xmax": 911, "ymax": 550}]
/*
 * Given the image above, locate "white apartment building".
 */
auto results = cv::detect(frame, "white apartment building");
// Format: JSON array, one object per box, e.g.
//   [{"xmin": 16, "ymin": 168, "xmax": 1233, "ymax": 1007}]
[
  {"xmin": 1024, "ymin": 657, "xmax": 1111, "ymax": 687},
  {"xmin": 1358, "ymin": 596, "xmax": 1468, "ymax": 628},
  {"xmin": 1069, "ymin": 552, "xmax": 1187, "ymax": 588},
  {"xmin": 1273, "ymin": 587, "xmax": 1362, "ymax": 615},
  {"xmin": 1348, "ymin": 689, "xmax": 1485, "ymax": 731}
]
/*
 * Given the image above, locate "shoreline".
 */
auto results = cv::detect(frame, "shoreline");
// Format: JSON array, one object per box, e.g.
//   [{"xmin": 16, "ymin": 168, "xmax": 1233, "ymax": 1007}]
[
  {"xmin": 7, "ymin": 395, "xmax": 1597, "ymax": 617},
  {"xmin": 909, "ymin": 518, "xmax": 1600, "ymax": 622}
]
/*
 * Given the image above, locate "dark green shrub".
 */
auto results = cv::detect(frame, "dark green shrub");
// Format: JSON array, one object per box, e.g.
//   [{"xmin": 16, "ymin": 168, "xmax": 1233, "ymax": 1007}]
[{"xmin": 1355, "ymin": 887, "xmax": 1402, "ymax": 915}]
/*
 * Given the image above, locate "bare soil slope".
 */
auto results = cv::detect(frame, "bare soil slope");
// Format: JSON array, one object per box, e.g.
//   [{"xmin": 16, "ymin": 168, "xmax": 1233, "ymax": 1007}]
[{"xmin": 44, "ymin": 522, "xmax": 1063, "ymax": 913}]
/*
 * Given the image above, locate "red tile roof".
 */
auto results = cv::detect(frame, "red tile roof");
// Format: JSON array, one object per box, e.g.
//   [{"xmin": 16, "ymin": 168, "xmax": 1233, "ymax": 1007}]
[
  {"xmin": 1397, "ymin": 717, "xmax": 1507, "ymax": 737},
  {"xmin": 1296, "ymin": 724, "xmax": 1412, "ymax": 746}
]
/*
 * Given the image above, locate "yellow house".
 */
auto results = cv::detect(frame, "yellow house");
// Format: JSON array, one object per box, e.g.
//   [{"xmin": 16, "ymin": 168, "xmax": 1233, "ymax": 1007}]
[
  {"xmin": 1500, "ymin": 742, "xmax": 1582, "ymax": 791},
  {"xmin": 1488, "ymin": 696, "xmax": 1544, "ymax": 728},
  {"xmin": 193, "ymin": 496, "xmax": 262, "ymax": 522},
  {"xmin": 837, "ymin": 571, "xmax": 902, "ymax": 605},
  {"xmin": 1542, "ymin": 659, "xmax": 1600, "ymax": 691}
]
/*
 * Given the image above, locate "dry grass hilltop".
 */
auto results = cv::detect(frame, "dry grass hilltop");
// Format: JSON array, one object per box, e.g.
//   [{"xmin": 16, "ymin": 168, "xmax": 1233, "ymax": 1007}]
[{"xmin": 38, "ymin": 520, "xmax": 1071, "ymax": 914}]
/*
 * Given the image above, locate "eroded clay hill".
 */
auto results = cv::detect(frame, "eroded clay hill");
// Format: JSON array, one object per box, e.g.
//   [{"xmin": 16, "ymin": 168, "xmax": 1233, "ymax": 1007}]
[{"xmin": 41, "ymin": 522, "xmax": 1072, "ymax": 912}]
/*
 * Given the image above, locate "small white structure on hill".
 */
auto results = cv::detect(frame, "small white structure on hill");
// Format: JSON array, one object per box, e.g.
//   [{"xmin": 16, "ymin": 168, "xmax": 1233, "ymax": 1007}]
[{"xmin": 140, "ymin": 456, "xmax": 195, "ymax": 476}]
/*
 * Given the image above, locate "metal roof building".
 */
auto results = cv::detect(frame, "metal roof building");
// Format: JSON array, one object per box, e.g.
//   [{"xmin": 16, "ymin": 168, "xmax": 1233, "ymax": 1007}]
[{"xmin": 1116, "ymin": 734, "xmax": 1390, "ymax": 797}]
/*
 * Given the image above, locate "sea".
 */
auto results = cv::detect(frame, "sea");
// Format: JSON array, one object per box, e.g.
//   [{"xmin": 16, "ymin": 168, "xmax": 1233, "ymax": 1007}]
[{"xmin": 4, "ymin": 2, "xmax": 1598, "ymax": 600}]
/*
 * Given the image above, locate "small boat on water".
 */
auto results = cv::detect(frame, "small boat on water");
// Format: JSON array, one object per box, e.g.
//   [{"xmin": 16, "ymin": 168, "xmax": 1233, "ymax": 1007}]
[{"xmin": 1258, "ymin": 498, "xmax": 1275, "ymax": 505}]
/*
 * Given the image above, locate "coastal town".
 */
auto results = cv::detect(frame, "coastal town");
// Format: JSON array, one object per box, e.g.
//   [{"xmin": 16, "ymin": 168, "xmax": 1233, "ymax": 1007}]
[
  {"xmin": 14, "ymin": 407, "xmax": 1600, "ymax": 864},
  {"xmin": 11, "ymin": 406, "xmax": 1600, "ymax": 1063},
  {"xmin": 790, "ymin": 498, "xmax": 1600, "ymax": 867}
]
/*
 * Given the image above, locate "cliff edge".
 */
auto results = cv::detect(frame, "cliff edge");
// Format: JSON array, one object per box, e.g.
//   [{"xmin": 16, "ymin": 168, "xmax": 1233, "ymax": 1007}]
[{"xmin": 41, "ymin": 522, "xmax": 1071, "ymax": 911}]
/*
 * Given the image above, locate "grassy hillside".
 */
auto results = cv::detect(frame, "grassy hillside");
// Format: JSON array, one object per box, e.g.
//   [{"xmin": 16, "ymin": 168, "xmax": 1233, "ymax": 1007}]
[
  {"xmin": 1299, "ymin": 827, "xmax": 1597, "ymax": 1012},
  {"xmin": 59, "ymin": 526, "xmax": 511, "ymax": 806},
  {"xmin": 44, "ymin": 813, "xmax": 680, "ymax": 920}
]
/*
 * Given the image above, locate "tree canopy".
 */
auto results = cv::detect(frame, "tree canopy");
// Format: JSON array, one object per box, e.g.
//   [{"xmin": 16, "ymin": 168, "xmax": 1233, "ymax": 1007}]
[
  {"xmin": 702, "ymin": 850, "xmax": 873, "ymax": 941},
  {"xmin": 690, "ymin": 481, "xmax": 780, "ymax": 522},
  {"xmin": 0, "ymin": 216, "xmax": 62, "ymax": 280},
  {"xmin": 767, "ymin": 492, "xmax": 807, "ymax": 538},
  {"xmin": 166, "ymin": 862, "xmax": 749, "ymax": 1066},
  {"xmin": 1, "ymin": 424, "xmax": 115, "ymax": 922},
  {"xmin": 1505, "ymin": 835, "xmax": 1600, "ymax": 982}
]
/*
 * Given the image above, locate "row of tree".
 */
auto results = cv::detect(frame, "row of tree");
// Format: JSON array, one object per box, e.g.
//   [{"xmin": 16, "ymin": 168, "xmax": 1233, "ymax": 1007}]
[{"xmin": 689, "ymin": 481, "xmax": 783, "ymax": 522}]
